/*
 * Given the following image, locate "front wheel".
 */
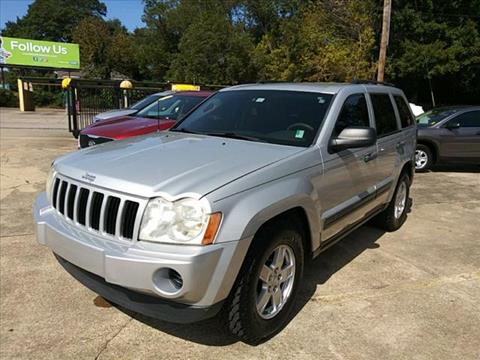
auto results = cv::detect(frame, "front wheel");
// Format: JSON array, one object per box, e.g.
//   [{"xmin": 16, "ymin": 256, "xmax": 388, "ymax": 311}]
[{"xmin": 224, "ymin": 221, "xmax": 304, "ymax": 344}]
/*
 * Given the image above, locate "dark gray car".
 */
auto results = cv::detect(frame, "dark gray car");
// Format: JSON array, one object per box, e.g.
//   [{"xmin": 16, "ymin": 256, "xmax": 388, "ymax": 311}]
[{"xmin": 416, "ymin": 106, "xmax": 480, "ymax": 170}]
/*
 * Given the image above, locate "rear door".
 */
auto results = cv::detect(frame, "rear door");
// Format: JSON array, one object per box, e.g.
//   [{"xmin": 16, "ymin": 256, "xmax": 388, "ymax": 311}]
[
  {"xmin": 440, "ymin": 110, "xmax": 480, "ymax": 162},
  {"xmin": 368, "ymin": 92, "xmax": 401, "ymax": 194}
]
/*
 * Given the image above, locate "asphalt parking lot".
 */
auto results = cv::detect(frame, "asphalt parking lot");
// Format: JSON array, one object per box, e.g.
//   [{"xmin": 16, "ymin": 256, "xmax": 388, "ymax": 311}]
[{"xmin": 1, "ymin": 107, "xmax": 479, "ymax": 359}]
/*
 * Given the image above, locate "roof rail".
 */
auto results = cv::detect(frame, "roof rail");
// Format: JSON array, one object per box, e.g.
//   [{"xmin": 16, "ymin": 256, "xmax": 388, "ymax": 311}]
[{"xmin": 351, "ymin": 79, "xmax": 396, "ymax": 87}]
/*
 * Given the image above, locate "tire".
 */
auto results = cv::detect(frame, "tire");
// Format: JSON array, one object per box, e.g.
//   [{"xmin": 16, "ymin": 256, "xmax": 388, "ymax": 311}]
[
  {"xmin": 415, "ymin": 144, "xmax": 432, "ymax": 171},
  {"xmin": 374, "ymin": 173, "xmax": 411, "ymax": 232},
  {"xmin": 224, "ymin": 220, "xmax": 305, "ymax": 345}
]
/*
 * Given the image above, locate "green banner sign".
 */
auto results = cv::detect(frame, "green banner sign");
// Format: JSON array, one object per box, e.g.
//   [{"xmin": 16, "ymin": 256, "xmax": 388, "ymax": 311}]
[{"xmin": 0, "ymin": 36, "xmax": 80, "ymax": 69}]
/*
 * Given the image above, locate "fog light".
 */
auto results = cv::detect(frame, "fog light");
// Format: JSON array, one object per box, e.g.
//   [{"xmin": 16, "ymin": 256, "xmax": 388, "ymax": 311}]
[
  {"xmin": 168, "ymin": 269, "xmax": 183, "ymax": 290},
  {"xmin": 152, "ymin": 268, "xmax": 183, "ymax": 295}
]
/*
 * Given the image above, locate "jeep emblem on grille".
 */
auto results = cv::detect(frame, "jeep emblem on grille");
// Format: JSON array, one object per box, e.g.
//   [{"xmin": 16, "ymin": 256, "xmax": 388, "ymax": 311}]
[{"xmin": 82, "ymin": 172, "xmax": 96, "ymax": 182}]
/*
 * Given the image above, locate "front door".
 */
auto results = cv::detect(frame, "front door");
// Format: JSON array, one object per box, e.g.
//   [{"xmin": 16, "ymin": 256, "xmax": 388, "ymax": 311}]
[
  {"xmin": 319, "ymin": 93, "xmax": 380, "ymax": 241},
  {"xmin": 441, "ymin": 110, "xmax": 480, "ymax": 162}
]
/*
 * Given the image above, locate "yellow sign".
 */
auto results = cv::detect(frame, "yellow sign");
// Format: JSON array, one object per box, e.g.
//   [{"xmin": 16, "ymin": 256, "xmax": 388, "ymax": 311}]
[
  {"xmin": 171, "ymin": 83, "xmax": 200, "ymax": 91},
  {"xmin": 61, "ymin": 77, "xmax": 72, "ymax": 89}
]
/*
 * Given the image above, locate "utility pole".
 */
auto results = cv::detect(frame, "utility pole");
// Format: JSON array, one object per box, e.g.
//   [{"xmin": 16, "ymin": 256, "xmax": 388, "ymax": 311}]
[{"xmin": 377, "ymin": 0, "xmax": 392, "ymax": 82}]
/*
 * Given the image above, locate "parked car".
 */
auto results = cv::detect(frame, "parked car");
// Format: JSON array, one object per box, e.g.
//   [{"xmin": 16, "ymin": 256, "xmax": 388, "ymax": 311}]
[
  {"xmin": 415, "ymin": 106, "xmax": 480, "ymax": 171},
  {"xmin": 79, "ymin": 91, "xmax": 213, "ymax": 148},
  {"xmin": 35, "ymin": 82, "xmax": 416, "ymax": 344},
  {"xmin": 92, "ymin": 91, "xmax": 174, "ymax": 123}
]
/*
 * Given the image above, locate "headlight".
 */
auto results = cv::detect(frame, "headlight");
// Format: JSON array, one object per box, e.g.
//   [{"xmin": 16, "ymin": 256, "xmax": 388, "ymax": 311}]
[
  {"xmin": 139, "ymin": 197, "xmax": 221, "ymax": 245},
  {"xmin": 45, "ymin": 166, "xmax": 56, "ymax": 202}
]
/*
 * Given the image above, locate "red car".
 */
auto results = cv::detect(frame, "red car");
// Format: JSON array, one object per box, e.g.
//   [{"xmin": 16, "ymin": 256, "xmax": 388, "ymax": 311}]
[{"xmin": 79, "ymin": 91, "xmax": 213, "ymax": 148}]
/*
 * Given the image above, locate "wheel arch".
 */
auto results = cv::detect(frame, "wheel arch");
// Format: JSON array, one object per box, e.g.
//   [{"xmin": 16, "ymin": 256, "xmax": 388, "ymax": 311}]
[{"xmin": 417, "ymin": 138, "xmax": 439, "ymax": 164}]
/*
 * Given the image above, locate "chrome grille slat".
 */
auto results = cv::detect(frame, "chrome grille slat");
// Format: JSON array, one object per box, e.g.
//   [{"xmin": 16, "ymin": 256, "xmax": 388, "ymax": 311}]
[
  {"xmin": 115, "ymin": 199, "xmax": 125, "ymax": 238},
  {"xmin": 64, "ymin": 183, "xmax": 71, "ymax": 217},
  {"xmin": 50, "ymin": 174, "xmax": 143, "ymax": 242},
  {"xmin": 73, "ymin": 185, "xmax": 81, "ymax": 222},
  {"xmin": 98, "ymin": 193, "xmax": 108, "ymax": 233},
  {"xmin": 85, "ymin": 189, "xmax": 94, "ymax": 229}
]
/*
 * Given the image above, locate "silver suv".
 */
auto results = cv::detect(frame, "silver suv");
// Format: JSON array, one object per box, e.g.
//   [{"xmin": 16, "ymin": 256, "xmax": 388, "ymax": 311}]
[{"xmin": 34, "ymin": 83, "xmax": 416, "ymax": 344}]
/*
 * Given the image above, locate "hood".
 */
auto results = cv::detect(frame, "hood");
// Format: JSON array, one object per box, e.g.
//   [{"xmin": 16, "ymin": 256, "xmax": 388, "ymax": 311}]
[
  {"xmin": 95, "ymin": 109, "xmax": 138, "ymax": 121},
  {"xmin": 55, "ymin": 132, "xmax": 303, "ymax": 198},
  {"xmin": 81, "ymin": 115, "xmax": 175, "ymax": 140}
]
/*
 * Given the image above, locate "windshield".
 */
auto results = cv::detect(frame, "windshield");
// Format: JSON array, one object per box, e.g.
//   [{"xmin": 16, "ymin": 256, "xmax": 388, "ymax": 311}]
[
  {"xmin": 136, "ymin": 95, "xmax": 205, "ymax": 120},
  {"xmin": 416, "ymin": 108, "xmax": 459, "ymax": 127},
  {"xmin": 130, "ymin": 94, "xmax": 161, "ymax": 110},
  {"xmin": 172, "ymin": 90, "xmax": 333, "ymax": 147}
]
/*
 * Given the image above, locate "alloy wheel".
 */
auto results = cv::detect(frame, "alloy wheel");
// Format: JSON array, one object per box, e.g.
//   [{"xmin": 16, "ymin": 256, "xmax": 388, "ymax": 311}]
[{"xmin": 256, "ymin": 244, "xmax": 296, "ymax": 320}]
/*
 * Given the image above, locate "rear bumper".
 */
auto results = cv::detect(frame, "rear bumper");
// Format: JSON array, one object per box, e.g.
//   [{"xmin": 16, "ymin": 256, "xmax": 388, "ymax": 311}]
[
  {"xmin": 54, "ymin": 254, "xmax": 224, "ymax": 323},
  {"xmin": 34, "ymin": 192, "xmax": 251, "ymax": 316}
]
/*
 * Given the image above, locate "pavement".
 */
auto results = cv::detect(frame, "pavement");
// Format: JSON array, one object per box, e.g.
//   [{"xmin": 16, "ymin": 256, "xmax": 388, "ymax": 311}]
[{"xmin": 1, "ymin": 107, "xmax": 479, "ymax": 359}]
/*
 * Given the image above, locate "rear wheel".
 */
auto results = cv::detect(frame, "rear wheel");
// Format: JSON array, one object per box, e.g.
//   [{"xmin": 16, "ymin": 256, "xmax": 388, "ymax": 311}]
[
  {"xmin": 224, "ymin": 221, "xmax": 304, "ymax": 344},
  {"xmin": 415, "ymin": 144, "xmax": 432, "ymax": 171},
  {"xmin": 374, "ymin": 173, "xmax": 411, "ymax": 232}
]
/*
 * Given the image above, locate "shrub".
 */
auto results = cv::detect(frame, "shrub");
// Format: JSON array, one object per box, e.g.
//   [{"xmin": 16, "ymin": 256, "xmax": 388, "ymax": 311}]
[{"xmin": 0, "ymin": 89, "xmax": 18, "ymax": 107}]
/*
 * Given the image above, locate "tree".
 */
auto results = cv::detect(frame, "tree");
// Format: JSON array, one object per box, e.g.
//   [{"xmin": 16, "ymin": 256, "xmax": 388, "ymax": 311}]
[
  {"xmin": 387, "ymin": 0, "xmax": 480, "ymax": 105},
  {"xmin": 252, "ymin": 0, "xmax": 377, "ymax": 81},
  {"xmin": 72, "ymin": 18, "xmax": 139, "ymax": 79},
  {"xmin": 167, "ymin": 13, "xmax": 255, "ymax": 84},
  {"xmin": 1, "ymin": 0, "xmax": 107, "ymax": 42}
]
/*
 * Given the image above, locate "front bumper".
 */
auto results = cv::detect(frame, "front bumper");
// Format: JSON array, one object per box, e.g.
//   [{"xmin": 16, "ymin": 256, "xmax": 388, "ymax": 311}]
[{"xmin": 34, "ymin": 192, "xmax": 251, "ymax": 321}]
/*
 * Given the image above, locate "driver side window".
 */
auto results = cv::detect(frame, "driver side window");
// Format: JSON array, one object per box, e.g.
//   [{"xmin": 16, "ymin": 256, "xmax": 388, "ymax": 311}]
[
  {"xmin": 448, "ymin": 111, "xmax": 480, "ymax": 128},
  {"xmin": 333, "ymin": 94, "xmax": 370, "ymax": 137}
]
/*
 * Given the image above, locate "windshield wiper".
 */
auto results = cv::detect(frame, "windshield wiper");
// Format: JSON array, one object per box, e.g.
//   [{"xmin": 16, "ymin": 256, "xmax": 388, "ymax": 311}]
[{"xmin": 204, "ymin": 132, "xmax": 265, "ymax": 142}]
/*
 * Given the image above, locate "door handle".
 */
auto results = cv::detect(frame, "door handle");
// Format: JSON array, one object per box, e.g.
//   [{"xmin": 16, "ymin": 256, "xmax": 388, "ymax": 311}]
[{"xmin": 364, "ymin": 152, "xmax": 377, "ymax": 162}]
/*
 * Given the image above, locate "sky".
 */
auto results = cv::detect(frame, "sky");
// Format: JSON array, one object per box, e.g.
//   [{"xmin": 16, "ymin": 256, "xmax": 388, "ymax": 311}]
[{"xmin": 0, "ymin": 0, "xmax": 145, "ymax": 32}]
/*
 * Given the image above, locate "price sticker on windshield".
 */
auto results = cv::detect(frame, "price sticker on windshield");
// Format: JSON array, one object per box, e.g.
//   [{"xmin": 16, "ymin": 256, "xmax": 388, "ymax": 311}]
[{"xmin": 295, "ymin": 129, "xmax": 305, "ymax": 139}]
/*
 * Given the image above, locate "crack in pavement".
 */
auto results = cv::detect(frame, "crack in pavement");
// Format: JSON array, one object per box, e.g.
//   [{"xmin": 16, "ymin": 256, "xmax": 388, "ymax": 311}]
[
  {"xmin": 94, "ymin": 318, "xmax": 132, "ymax": 360},
  {"xmin": 0, "ymin": 233, "xmax": 35, "ymax": 238}
]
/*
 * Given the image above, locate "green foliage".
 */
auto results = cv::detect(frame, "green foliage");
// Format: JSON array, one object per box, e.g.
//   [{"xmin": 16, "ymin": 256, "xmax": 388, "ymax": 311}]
[
  {"xmin": 0, "ymin": 89, "xmax": 18, "ymax": 107},
  {"xmin": 253, "ymin": 1, "xmax": 377, "ymax": 82},
  {"xmin": 72, "ymin": 17, "xmax": 140, "ymax": 79},
  {"xmin": 167, "ymin": 13, "xmax": 255, "ymax": 84},
  {"xmin": 1, "ymin": 0, "xmax": 106, "ymax": 42},
  {"xmin": 387, "ymin": 0, "xmax": 480, "ymax": 104},
  {"xmin": 2, "ymin": 0, "xmax": 479, "ymax": 106},
  {"xmin": 32, "ymin": 88, "xmax": 64, "ymax": 108}
]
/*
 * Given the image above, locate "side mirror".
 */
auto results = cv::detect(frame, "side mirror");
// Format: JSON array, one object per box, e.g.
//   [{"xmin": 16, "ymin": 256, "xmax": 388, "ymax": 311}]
[
  {"xmin": 329, "ymin": 126, "xmax": 377, "ymax": 152},
  {"xmin": 445, "ymin": 122, "xmax": 460, "ymax": 130}
]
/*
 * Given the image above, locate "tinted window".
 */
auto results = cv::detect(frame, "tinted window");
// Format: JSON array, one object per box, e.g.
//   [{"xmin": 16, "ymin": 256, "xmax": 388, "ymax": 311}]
[
  {"xmin": 448, "ymin": 111, "xmax": 480, "ymax": 128},
  {"xmin": 394, "ymin": 96, "xmax": 414, "ymax": 128},
  {"xmin": 136, "ymin": 95, "xmax": 204, "ymax": 120},
  {"xmin": 333, "ymin": 94, "xmax": 370, "ymax": 137},
  {"xmin": 174, "ymin": 90, "xmax": 333, "ymax": 147},
  {"xmin": 371, "ymin": 94, "xmax": 398, "ymax": 136}
]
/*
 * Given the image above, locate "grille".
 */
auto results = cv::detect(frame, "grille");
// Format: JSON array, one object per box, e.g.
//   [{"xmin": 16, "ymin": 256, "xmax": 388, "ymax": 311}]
[
  {"xmin": 79, "ymin": 134, "xmax": 114, "ymax": 149},
  {"xmin": 51, "ymin": 176, "xmax": 142, "ymax": 240}
]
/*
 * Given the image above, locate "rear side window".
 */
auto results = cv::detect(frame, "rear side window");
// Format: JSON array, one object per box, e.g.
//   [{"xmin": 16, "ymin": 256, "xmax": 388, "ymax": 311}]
[
  {"xmin": 333, "ymin": 94, "xmax": 370, "ymax": 137},
  {"xmin": 371, "ymin": 93, "xmax": 399, "ymax": 136},
  {"xmin": 394, "ymin": 96, "xmax": 414, "ymax": 128},
  {"xmin": 449, "ymin": 111, "xmax": 480, "ymax": 128}
]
